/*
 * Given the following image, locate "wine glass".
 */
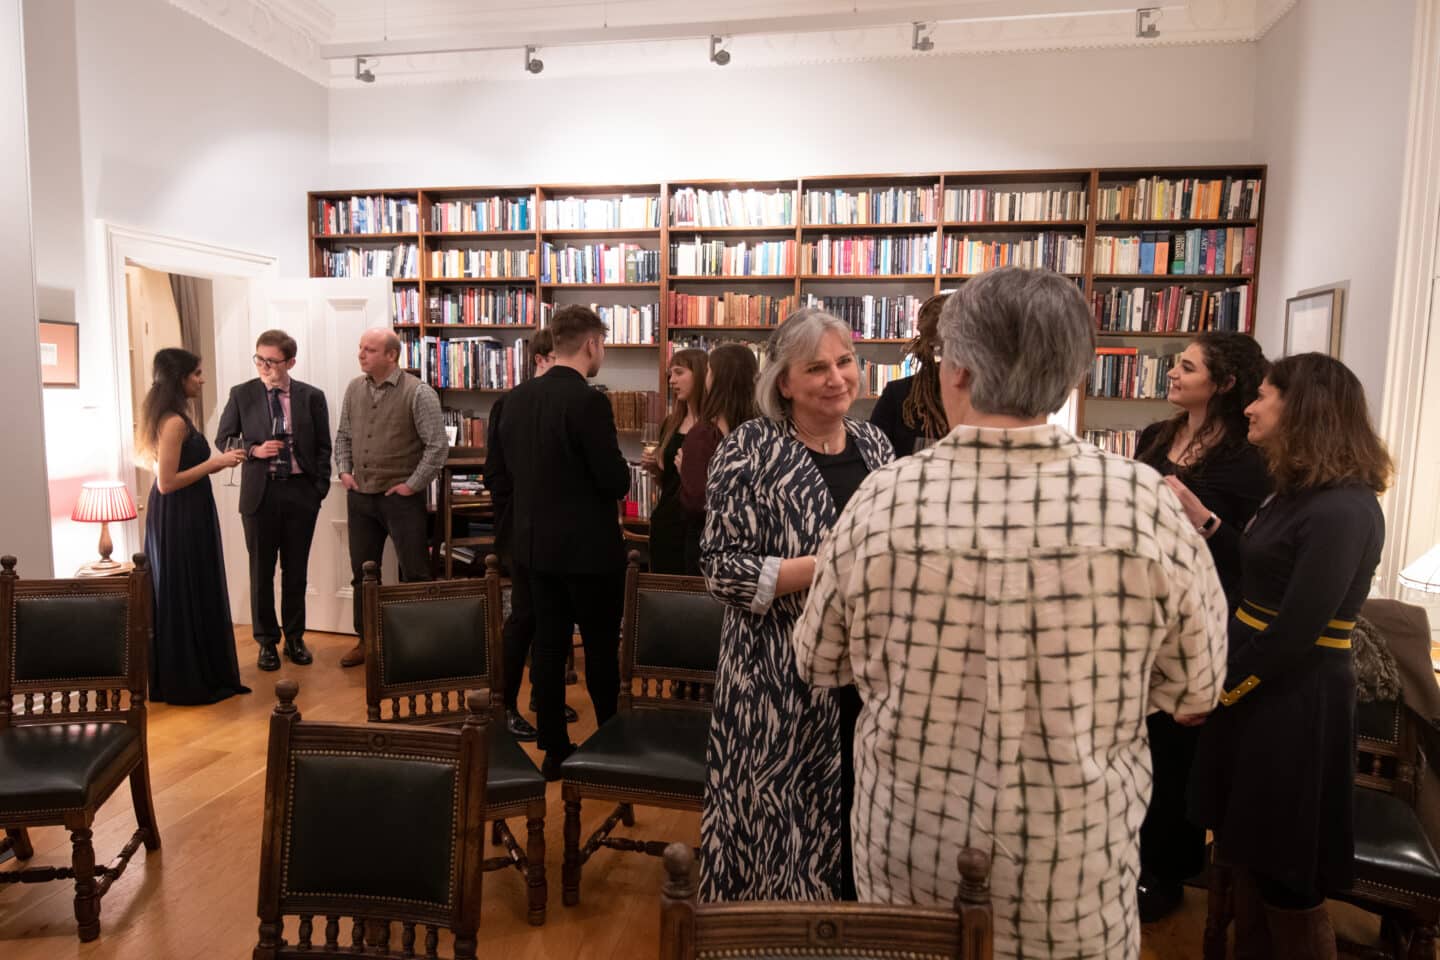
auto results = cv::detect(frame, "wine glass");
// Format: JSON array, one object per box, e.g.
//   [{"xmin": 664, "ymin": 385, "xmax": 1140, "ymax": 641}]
[{"xmin": 223, "ymin": 437, "xmax": 245, "ymax": 486}]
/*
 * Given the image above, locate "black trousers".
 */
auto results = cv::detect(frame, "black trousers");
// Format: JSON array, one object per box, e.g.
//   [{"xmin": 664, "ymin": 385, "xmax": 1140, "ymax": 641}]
[
  {"xmin": 500, "ymin": 554, "xmax": 534, "ymax": 712},
  {"xmin": 1140, "ymin": 712, "xmax": 1206, "ymax": 886},
  {"xmin": 241, "ymin": 477, "xmax": 321, "ymax": 645},
  {"xmin": 346, "ymin": 489, "xmax": 432, "ymax": 634},
  {"xmin": 525, "ymin": 565, "xmax": 623, "ymax": 755}
]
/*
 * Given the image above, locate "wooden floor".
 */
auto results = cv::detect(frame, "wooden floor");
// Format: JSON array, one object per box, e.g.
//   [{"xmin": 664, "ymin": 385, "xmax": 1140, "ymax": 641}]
[{"xmin": 0, "ymin": 627, "xmax": 1384, "ymax": 959}]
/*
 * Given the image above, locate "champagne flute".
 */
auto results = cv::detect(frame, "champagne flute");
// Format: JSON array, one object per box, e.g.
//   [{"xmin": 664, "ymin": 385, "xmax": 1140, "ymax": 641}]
[{"xmin": 223, "ymin": 437, "xmax": 245, "ymax": 486}]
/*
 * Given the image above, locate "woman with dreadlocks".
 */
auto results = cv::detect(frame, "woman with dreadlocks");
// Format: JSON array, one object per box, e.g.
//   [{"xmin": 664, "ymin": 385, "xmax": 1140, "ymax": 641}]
[{"xmin": 868, "ymin": 293, "xmax": 949, "ymax": 456}]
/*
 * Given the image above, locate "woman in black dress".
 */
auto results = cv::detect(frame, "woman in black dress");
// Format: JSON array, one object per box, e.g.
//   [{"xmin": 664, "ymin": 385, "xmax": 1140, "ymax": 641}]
[
  {"xmin": 137, "ymin": 348, "xmax": 250, "ymax": 705},
  {"xmin": 1132, "ymin": 331, "xmax": 1270, "ymax": 922},
  {"xmin": 868, "ymin": 293, "xmax": 948, "ymax": 456},
  {"xmin": 1175, "ymin": 353, "xmax": 1391, "ymax": 957},
  {"xmin": 677, "ymin": 343, "xmax": 759, "ymax": 576},
  {"xmin": 642, "ymin": 348, "xmax": 706, "ymax": 573}
]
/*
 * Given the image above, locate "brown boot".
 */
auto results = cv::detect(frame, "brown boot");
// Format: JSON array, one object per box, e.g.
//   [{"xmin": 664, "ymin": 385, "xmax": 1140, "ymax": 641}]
[
  {"xmin": 339, "ymin": 642, "xmax": 365, "ymax": 667},
  {"xmin": 1263, "ymin": 901, "xmax": 1336, "ymax": 960},
  {"xmin": 1231, "ymin": 868, "xmax": 1273, "ymax": 960}
]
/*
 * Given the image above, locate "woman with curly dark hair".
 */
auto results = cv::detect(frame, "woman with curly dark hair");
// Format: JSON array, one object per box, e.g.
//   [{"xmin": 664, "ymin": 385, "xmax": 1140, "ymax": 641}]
[
  {"xmin": 868, "ymin": 293, "xmax": 948, "ymax": 456},
  {"xmin": 1132, "ymin": 331, "xmax": 1271, "ymax": 923},
  {"xmin": 1176, "ymin": 353, "xmax": 1391, "ymax": 958}
]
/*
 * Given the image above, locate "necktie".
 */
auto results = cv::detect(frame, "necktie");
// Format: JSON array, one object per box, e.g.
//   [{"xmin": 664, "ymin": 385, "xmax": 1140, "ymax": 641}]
[{"xmin": 269, "ymin": 387, "xmax": 293, "ymax": 477}]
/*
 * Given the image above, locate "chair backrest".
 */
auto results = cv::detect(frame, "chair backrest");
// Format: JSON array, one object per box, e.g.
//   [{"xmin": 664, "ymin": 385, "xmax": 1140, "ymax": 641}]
[
  {"xmin": 0, "ymin": 553, "xmax": 151, "ymax": 729},
  {"xmin": 361, "ymin": 558, "xmax": 503, "ymax": 725},
  {"xmin": 658, "ymin": 843, "xmax": 994, "ymax": 960},
  {"xmin": 1356, "ymin": 696, "xmax": 1423, "ymax": 805},
  {"xmin": 254, "ymin": 680, "xmax": 490, "ymax": 960},
  {"xmin": 619, "ymin": 551, "xmax": 724, "ymax": 713}
]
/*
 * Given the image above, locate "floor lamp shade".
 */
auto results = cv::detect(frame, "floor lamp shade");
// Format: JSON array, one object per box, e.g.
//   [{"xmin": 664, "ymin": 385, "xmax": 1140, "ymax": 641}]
[
  {"xmin": 1399, "ymin": 543, "xmax": 1440, "ymax": 595},
  {"xmin": 73, "ymin": 481, "xmax": 137, "ymax": 571}
]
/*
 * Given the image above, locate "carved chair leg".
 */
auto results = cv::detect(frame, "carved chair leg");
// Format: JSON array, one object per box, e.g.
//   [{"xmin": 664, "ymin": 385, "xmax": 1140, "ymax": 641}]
[
  {"xmin": 129, "ymin": 759, "xmax": 162, "ymax": 851},
  {"xmin": 4, "ymin": 828, "xmax": 34, "ymax": 860},
  {"xmin": 563, "ymin": 786, "xmax": 582, "ymax": 907},
  {"xmin": 620, "ymin": 803, "xmax": 635, "ymax": 828},
  {"xmin": 1202, "ymin": 855, "xmax": 1233, "ymax": 960},
  {"xmin": 491, "ymin": 820, "xmax": 505, "ymax": 847},
  {"xmin": 526, "ymin": 801, "xmax": 547, "ymax": 926},
  {"xmin": 70, "ymin": 826, "xmax": 100, "ymax": 942}
]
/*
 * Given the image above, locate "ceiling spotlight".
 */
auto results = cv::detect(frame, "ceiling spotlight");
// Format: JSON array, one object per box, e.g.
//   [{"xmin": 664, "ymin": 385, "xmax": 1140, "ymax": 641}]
[
  {"xmin": 912, "ymin": 22, "xmax": 935, "ymax": 53},
  {"xmin": 709, "ymin": 35, "xmax": 731, "ymax": 66},
  {"xmin": 524, "ymin": 45, "xmax": 544, "ymax": 74},
  {"xmin": 354, "ymin": 56, "xmax": 375, "ymax": 83}
]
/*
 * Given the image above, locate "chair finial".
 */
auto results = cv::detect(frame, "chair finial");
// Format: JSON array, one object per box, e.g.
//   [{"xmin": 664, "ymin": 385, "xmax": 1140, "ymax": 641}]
[
  {"xmin": 662, "ymin": 842, "xmax": 696, "ymax": 898},
  {"xmin": 463, "ymin": 689, "xmax": 491, "ymax": 725},
  {"xmin": 0, "ymin": 556, "xmax": 15, "ymax": 577},
  {"xmin": 627, "ymin": 550, "xmax": 642, "ymax": 568},
  {"xmin": 484, "ymin": 554, "xmax": 499, "ymax": 572},
  {"xmin": 362, "ymin": 561, "xmax": 380, "ymax": 582},
  {"xmin": 274, "ymin": 679, "xmax": 300, "ymax": 715},
  {"xmin": 132, "ymin": 553, "xmax": 150, "ymax": 571},
  {"xmin": 956, "ymin": 847, "xmax": 991, "ymax": 903}
]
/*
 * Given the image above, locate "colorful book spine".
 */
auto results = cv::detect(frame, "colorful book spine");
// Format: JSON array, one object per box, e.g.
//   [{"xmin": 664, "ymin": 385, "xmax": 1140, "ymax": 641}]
[
  {"xmin": 803, "ymin": 186, "xmax": 937, "ymax": 225},
  {"xmin": 802, "ymin": 233, "xmax": 936, "ymax": 276},
  {"xmin": 541, "ymin": 243, "xmax": 660, "ymax": 283},
  {"xmin": 667, "ymin": 292, "xmax": 797, "ymax": 328},
  {"xmin": 422, "ymin": 336, "xmax": 529, "ymax": 390},
  {"xmin": 320, "ymin": 243, "xmax": 419, "ymax": 279},
  {"xmin": 426, "ymin": 286, "xmax": 535, "ymax": 326},
  {"xmin": 428, "ymin": 248, "xmax": 535, "ymax": 280},
  {"xmin": 942, "ymin": 187, "xmax": 1087, "ymax": 222},
  {"xmin": 429, "ymin": 197, "xmax": 532, "ymax": 233},
  {"xmin": 542, "ymin": 195, "xmax": 661, "ymax": 230},
  {"xmin": 314, "ymin": 195, "xmax": 419, "ymax": 235},
  {"xmin": 670, "ymin": 188, "xmax": 797, "ymax": 227},
  {"xmin": 669, "ymin": 239, "xmax": 796, "ymax": 277},
  {"xmin": 941, "ymin": 233, "xmax": 1085, "ymax": 274},
  {"xmin": 802, "ymin": 293, "xmax": 922, "ymax": 340}
]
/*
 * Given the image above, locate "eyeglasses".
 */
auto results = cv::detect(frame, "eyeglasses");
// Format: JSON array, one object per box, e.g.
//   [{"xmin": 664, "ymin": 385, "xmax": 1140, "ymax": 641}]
[{"xmin": 252, "ymin": 354, "xmax": 288, "ymax": 369}]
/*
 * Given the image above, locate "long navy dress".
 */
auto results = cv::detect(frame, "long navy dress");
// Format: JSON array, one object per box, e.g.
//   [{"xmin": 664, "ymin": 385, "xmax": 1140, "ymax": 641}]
[{"xmin": 145, "ymin": 416, "xmax": 250, "ymax": 705}]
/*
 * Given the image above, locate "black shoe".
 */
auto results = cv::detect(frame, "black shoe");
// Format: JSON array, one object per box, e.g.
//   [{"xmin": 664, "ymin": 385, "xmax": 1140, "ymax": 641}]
[
  {"xmin": 283, "ymin": 637, "xmax": 313, "ymax": 666},
  {"xmin": 565, "ymin": 704, "xmax": 579, "ymax": 724},
  {"xmin": 1138, "ymin": 878, "xmax": 1185, "ymax": 924},
  {"xmin": 257, "ymin": 641, "xmax": 280, "ymax": 672},
  {"xmin": 506, "ymin": 710, "xmax": 538, "ymax": 742},
  {"xmin": 541, "ymin": 743, "xmax": 577, "ymax": 782}
]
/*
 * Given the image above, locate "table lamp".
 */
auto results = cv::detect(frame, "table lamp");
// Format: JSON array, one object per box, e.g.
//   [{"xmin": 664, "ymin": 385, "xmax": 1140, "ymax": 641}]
[
  {"xmin": 1399, "ymin": 543, "xmax": 1440, "ymax": 596},
  {"xmin": 72, "ymin": 481, "xmax": 137, "ymax": 574}
]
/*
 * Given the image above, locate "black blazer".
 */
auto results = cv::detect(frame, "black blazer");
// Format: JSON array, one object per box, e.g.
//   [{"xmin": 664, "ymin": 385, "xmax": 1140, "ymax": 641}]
[
  {"xmin": 494, "ymin": 366, "xmax": 631, "ymax": 574},
  {"xmin": 482, "ymin": 393, "xmax": 514, "ymax": 558},
  {"xmin": 215, "ymin": 378, "xmax": 332, "ymax": 515}
]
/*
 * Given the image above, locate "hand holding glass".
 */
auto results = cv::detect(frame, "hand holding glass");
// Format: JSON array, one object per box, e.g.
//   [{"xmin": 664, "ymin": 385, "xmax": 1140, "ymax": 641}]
[{"xmin": 222, "ymin": 437, "xmax": 246, "ymax": 486}]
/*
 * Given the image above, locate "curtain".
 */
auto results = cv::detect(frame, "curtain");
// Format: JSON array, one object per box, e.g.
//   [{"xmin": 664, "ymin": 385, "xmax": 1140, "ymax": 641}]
[{"xmin": 170, "ymin": 273, "xmax": 206, "ymax": 428}]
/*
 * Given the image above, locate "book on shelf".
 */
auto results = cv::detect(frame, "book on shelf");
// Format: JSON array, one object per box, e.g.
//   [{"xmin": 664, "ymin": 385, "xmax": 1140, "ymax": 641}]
[
  {"xmin": 1097, "ymin": 176, "xmax": 1262, "ymax": 221},
  {"xmin": 1092, "ymin": 284, "xmax": 1249, "ymax": 334},
  {"xmin": 393, "ymin": 287, "xmax": 419, "ymax": 325},
  {"xmin": 314, "ymin": 195, "xmax": 418, "ymax": 235},
  {"xmin": 669, "ymin": 187, "xmax": 796, "ymax": 228},
  {"xmin": 427, "ymin": 286, "xmax": 535, "ymax": 326},
  {"xmin": 667, "ymin": 291, "xmax": 796, "ymax": 328},
  {"xmin": 803, "ymin": 293, "xmax": 922, "ymax": 341},
  {"xmin": 669, "ymin": 238, "xmax": 796, "ymax": 277},
  {"xmin": 802, "ymin": 185, "xmax": 936, "ymax": 225},
  {"xmin": 1092, "ymin": 227, "xmax": 1255, "ymax": 275},
  {"xmin": 802, "ymin": 233, "xmax": 936, "ymax": 276},
  {"xmin": 397, "ymin": 329, "xmax": 422, "ymax": 370},
  {"xmin": 667, "ymin": 336, "xmax": 768, "ymax": 359},
  {"xmin": 601, "ymin": 390, "xmax": 660, "ymax": 431},
  {"xmin": 541, "ymin": 243, "xmax": 660, "ymax": 284},
  {"xmin": 430, "ymin": 196, "xmax": 532, "ymax": 233},
  {"xmin": 857, "ymin": 356, "xmax": 923, "ymax": 398},
  {"xmin": 441, "ymin": 408, "xmax": 489, "ymax": 448},
  {"xmin": 943, "ymin": 186, "xmax": 1087, "ymax": 223},
  {"xmin": 942, "ymin": 232, "xmax": 1085, "ymax": 274},
  {"xmin": 539, "ymin": 302, "xmax": 657, "ymax": 345},
  {"xmin": 320, "ymin": 243, "xmax": 418, "ymax": 279},
  {"xmin": 423, "ymin": 335, "xmax": 530, "ymax": 391},
  {"xmin": 1089, "ymin": 346, "xmax": 1176, "ymax": 399},
  {"xmin": 1084, "ymin": 428, "xmax": 1142, "ymax": 457},
  {"xmin": 429, "ymin": 248, "xmax": 535, "ymax": 280},
  {"xmin": 542, "ymin": 195, "xmax": 660, "ymax": 230}
]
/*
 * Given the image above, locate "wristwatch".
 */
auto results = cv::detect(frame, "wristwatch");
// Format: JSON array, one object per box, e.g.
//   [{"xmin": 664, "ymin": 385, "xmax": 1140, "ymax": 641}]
[{"xmin": 1199, "ymin": 513, "xmax": 1220, "ymax": 535}]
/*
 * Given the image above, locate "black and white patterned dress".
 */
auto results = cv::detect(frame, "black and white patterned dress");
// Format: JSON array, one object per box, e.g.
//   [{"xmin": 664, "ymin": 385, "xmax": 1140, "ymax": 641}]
[{"xmin": 699, "ymin": 416, "xmax": 893, "ymax": 902}]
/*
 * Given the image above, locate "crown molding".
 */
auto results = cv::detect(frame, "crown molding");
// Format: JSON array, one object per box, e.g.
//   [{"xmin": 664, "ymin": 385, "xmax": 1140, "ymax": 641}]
[{"xmin": 168, "ymin": 0, "xmax": 330, "ymax": 83}]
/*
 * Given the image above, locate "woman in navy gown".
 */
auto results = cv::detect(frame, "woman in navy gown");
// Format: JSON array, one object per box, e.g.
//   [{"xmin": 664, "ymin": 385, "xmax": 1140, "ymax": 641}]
[{"xmin": 136, "ymin": 348, "xmax": 249, "ymax": 705}]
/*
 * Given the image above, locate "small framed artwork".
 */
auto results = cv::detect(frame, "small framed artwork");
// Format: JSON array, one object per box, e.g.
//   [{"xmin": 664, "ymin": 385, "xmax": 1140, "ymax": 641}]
[
  {"xmin": 38, "ymin": 319, "xmax": 80, "ymax": 388},
  {"xmin": 1283, "ymin": 287, "xmax": 1344, "ymax": 358}
]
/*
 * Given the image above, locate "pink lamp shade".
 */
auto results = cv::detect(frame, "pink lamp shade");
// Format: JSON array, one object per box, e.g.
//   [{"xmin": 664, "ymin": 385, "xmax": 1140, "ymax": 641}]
[{"xmin": 72, "ymin": 481, "xmax": 137, "ymax": 523}]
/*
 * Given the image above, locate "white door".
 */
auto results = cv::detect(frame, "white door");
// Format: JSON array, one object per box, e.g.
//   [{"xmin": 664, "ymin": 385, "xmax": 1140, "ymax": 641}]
[{"xmin": 212, "ymin": 276, "xmax": 396, "ymax": 637}]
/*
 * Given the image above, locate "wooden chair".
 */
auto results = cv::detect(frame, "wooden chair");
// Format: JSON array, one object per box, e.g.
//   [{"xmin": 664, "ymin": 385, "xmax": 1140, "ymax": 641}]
[
  {"xmin": 254, "ymin": 680, "xmax": 491, "ymax": 959},
  {"xmin": 0, "ymin": 553, "xmax": 159, "ymax": 942},
  {"xmin": 361, "ymin": 558, "xmax": 548, "ymax": 925},
  {"xmin": 560, "ymin": 551, "xmax": 723, "ymax": 906},
  {"xmin": 659, "ymin": 842, "xmax": 995, "ymax": 960}
]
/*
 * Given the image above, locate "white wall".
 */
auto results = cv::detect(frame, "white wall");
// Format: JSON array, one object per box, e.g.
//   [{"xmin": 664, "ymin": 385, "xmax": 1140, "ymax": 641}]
[
  {"xmin": 1251, "ymin": 0, "xmax": 1417, "ymax": 412},
  {"xmin": 23, "ymin": 0, "xmax": 327, "ymax": 574},
  {"xmin": 327, "ymin": 44, "xmax": 1258, "ymax": 185}
]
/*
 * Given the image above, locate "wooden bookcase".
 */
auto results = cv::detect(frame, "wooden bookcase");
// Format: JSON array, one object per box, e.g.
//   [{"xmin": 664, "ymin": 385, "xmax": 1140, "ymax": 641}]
[{"xmin": 308, "ymin": 163, "xmax": 1265, "ymax": 455}]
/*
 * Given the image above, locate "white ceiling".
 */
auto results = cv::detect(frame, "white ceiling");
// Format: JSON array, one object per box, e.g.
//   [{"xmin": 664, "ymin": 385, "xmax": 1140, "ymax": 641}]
[{"xmin": 169, "ymin": 0, "xmax": 1298, "ymax": 86}]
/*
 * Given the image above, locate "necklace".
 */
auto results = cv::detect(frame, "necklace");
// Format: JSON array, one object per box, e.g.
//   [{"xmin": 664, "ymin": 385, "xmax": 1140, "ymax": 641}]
[{"xmin": 793, "ymin": 420, "xmax": 846, "ymax": 454}]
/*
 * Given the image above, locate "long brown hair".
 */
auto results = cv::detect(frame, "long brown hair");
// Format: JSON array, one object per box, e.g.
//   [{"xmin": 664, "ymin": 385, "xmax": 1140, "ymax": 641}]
[
  {"xmin": 701, "ymin": 343, "xmax": 760, "ymax": 434},
  {"xmin": 1262, "ymin": 353, "xmax": 1391, "ymax": 495},
  {"xmin": 658, "ymin": 348, "xmax": 708, "ymax": 452},
  {"xmin": 900, "ymin": 293, "xmax": 949, "ymax": 439},
  {"xmin": 136, "ymin": 348, "xmax": 199, "ymax": 464},
  {"xmin": 1137, "ymin": 332, "xmax": 1268, "ymax": 470}
]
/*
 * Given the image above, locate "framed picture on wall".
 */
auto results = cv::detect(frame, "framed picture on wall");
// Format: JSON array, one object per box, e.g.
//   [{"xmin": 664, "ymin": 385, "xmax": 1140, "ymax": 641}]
[
  {"xmin": 38, "ymin": 319, "xmax": 80, "ymax": 388},
  {"xmin": 1283, "ymin": 287, "xmax": 1344, "ymax": 358}
]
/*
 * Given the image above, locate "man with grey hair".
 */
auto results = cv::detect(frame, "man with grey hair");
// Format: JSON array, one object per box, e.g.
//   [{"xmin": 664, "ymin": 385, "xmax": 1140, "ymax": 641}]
[
  {"xmin": 792, "ymin": 267, "xmax": 1228, "ymax": 959},
  {"xmin": 334, "ymin": 326, "xmax": 448, "ymax": 667}
]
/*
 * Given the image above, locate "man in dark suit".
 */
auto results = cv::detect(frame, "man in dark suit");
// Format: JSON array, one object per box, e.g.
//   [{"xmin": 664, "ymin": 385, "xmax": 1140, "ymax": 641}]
[
  {"xmin": 498, "ymin": 305, "xmax": 631, "ymax": 778},
  {"xmin": 216, "ymin": 329, "xmax": 331, "ymax": 671}
]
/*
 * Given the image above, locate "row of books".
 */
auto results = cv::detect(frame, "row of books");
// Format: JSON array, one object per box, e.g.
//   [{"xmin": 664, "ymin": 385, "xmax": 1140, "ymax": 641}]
[
  {"xmin": 442, "ymin": 409, "xmax": 489, "ymax": 448},
  {"xmin": 803, "ymin": 234, "xmax": 936, "ymax": 276},
  {"xmin": 1096, "ymin": 176, "xmax": 1263, "ymax": 222},
  {"xmin": 605, "ymin": 390, "xmax": 660, "ymax": 432},
  {"xmin": 804, "ymin": 293, "xmax": 921, "ymax": 341},
  {"xmin": 670, "ymin": 187, "xmax": 796, "ymax": 228},
  {"xmin": 398, "ymin": 329, "xmax": 422, "ymax": 370},
  {"xmin": 943, "ymin": 187, "xmax": 1087, "ymax": 223},
  {"xmin": 858, "ymin": 356, "xmax": 923, "ymax": 398},
  {"xmin": 942, "ymin": 233, "xmax": 1085, "ymax": 275},
  {"xmin": 393, "ymin": 287, "xmax": 419, "ymax": 326},
  {"xmin": 429, "ymin": 248, "xmax": 536, "ymax": 280},
  {"xmin": 423, "ymin": 336, "xmax": 529, "ymax": 391},
  {"xmin": 670, "ymin": 239, "xmax": 796, "ymax": 277},
  {"xmin": 1083, "ymin": 429, "xmax": 1141, "ymax": 457},
  {"xmin": 1092, "ymin": 227, "xmax": 1257, "ymax": 276},
  {"xmin": 541, "ymin": 243, "xmax": 661, "ymax": 284},
  {"xmin": 1092, "ymin": 284, "xmax": 1250, "ymax": 334},
  {"xmin": 668, "ymin": 336, "xmax": 766, "ymax": 359},
  {"xmin": 1088, "ymin": 348, "xmax": 1176, "ymax": 399},
  {"xmin": 802, "ymin": 186, "xmax": 937, "ymax": 226},
  {"xmin": 320, "ymin": 244, "xmax": 419, "ymax": 279},
  {"xmin": 427, "ymin": 287, "xmax": 536, "ymax": 326},
  {"xmin": 542, "ymin": 195, "xmax": 661, "ymax": 231},
  {"xmin": 570, "ymin": 303, "xmax": 657, "ymax": 345},
  {"xmin": 667, "ymin": 292, "xmax": 797, "ymax": 328},
  {"xmin": 314, "ymin": 196, "xmax": 419, "ymax": 235},
  {"xmin": 430, "ymin": 197, "xmax": 532, "ymax": 233}
]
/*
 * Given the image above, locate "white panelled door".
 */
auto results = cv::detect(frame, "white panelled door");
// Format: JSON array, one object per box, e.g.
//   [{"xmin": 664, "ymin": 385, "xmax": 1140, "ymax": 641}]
[{"xmin": 213, "ymin": 277, "xmax": 396, "ymax": 638}]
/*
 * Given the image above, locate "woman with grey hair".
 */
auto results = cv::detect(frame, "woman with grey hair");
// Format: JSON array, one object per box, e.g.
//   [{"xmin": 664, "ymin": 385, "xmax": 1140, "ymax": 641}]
[{"xmin": 699, "ymin": 307, "xmax": 893, "ymax": 902}]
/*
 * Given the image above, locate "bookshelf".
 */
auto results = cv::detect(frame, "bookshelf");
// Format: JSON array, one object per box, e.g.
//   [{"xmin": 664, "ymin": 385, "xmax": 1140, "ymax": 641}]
[{"xmin": 308, "ymin": 163, "xmax": 1265, "ymax": 455}]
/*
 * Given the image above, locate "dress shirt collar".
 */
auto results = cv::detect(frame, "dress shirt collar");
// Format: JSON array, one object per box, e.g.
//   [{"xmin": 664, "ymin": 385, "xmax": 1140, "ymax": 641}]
[{"xmin": 367, "ymin": 367, "xmax": 403, "ymax": 388}]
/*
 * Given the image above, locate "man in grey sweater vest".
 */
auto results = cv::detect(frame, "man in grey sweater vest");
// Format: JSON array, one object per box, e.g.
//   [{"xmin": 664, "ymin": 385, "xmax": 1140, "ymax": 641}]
[{"xmin": 333, "ymin": 328, "xmax": 448, "ymax": 667}]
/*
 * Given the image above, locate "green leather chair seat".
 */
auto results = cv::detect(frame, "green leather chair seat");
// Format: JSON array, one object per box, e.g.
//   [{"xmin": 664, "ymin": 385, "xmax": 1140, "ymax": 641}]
[
  {"xmin": 486, "ymin": 723, "xmax": 545, "ymax": 807},
  {"xmin": 0, "ymin": 723, "xmax": 140, "ymax": 813},
  {"xmin": 561, "ymin": 709, "xmax": 708, "ymax": 799}
]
